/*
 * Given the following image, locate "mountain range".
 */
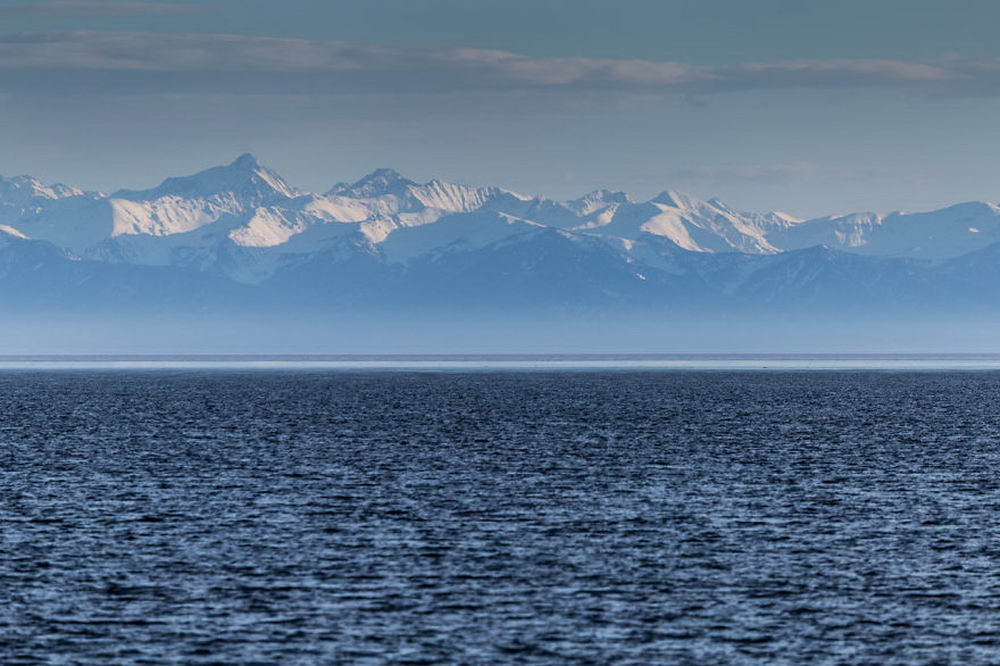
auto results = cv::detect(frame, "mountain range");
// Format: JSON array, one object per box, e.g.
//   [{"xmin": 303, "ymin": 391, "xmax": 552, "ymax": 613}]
[{"xmin": 2, "ymin": 153, "xmax": 1000, "ymax": 322}]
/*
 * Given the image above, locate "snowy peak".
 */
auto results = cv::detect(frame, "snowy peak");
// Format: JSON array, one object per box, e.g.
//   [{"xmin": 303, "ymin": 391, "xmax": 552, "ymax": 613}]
[
  {"xmin": 325, "ymin": 171, "xmax": 519, "ymax": 223},
  {"xmin": 582, "ymin": 190, "xmax": 781, "ymax": 254},
  {"xmin": 8, "ymin": 155, "xmax": 1000, "ymax": 286},
  {"xmin": 113, "ymin": 154, "xmax": 296, "ymax": 203},
  {"xmin": 0, "ymin": 175, "xmax": 88, "ymax": 204},
  {"xmin": 652, "ymin": 189, "xmax": 709, "ymax": 211},
  {"xmin": 93, "ymin": 155, "xmax": 305, "ymax": 242},
  {"xmin": 232, "ymin": 152, "xmax": 261, "ymax": 170},
  {"xmin": 566, "ymin": 189, "xmax": 632, "ymax": 215},
  {"xmin": 332, "ymin": 168, "xmax": 417, "ymax": 198},
  {"xmin": 410, "ymin": 179, "xmax": 513, "ymax": 214}
]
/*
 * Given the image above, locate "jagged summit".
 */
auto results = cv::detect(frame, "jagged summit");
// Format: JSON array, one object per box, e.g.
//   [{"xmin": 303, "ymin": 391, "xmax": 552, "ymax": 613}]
[
  {"xmin": 0, "ymin": 174, "xmax": 88, "ymax": 203},
  {"xmin": 5, "ymin": 154, "xmax": 1000, "ymax": 320},
  {"xmin": 232, "ymin": 152, "xmax": 261, "ymax": 169},
  {"xmin": 652, "ymin": 190, "xmax": 713, "ymax": 210},
  {"xmin": 567, "ymin": 189, "xmax": 632, "ymax": 215},
  {"xmin": 5, "ymin": 154, "xmax": 1000, "ymax": 283},
  {"xmin": 332, "ymin": 168, "xmax": 417, "ymax": 198},
  {"xmin": 112, "ymin": 154, "xmax": 296, "ymax": 202}
]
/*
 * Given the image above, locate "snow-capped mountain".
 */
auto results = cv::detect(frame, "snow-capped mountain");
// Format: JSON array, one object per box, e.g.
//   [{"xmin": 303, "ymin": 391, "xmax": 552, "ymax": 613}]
[
  {"xmin": 2, "ymin": 154, "xmax": 1000, "ymax": 317},
  {"xmin": 768, "ymin": 202, "xmax": 1000, "ymax": 260}
]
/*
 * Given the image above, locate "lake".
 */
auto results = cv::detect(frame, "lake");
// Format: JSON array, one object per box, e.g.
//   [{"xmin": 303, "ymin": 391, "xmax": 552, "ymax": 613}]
[{"xmin": 4, "ymin": 368, "xmax": 1000, "ymax": 663}]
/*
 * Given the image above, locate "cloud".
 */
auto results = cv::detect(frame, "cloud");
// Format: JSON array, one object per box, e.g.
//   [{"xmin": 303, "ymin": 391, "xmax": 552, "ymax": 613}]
[
  {"xmin": 0, "ymin": 31, "xmax": 996, "ymax": 97},
  {"xmin": 0, "ymin": 2, "xmax": 200, "ymax": 17}
]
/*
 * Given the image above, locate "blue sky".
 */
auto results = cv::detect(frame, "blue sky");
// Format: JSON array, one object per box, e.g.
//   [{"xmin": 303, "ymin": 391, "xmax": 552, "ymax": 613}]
[{"xmin": 2, "ymin": 0, "xmax": 1000, "ymax": 216}]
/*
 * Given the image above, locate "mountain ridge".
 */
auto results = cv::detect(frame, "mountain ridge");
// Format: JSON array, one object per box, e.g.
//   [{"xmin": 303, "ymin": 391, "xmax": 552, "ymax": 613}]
[
  {"xmin": 9, "ymin": 154, "xmax": 998, "ymax": 264},
  {"xmin": 2, "ymin": 155, "xmax": 1000, "ymax": 320}
]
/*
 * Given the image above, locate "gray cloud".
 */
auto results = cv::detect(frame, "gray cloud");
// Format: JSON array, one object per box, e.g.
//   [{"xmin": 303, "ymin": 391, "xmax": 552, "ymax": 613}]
[
  {"xmin": 0, "ymin": 31, "xmax": 996, "ymax": 96},
  {"xmin": 0, "ymin": 2, "xmax": 200, "ymax": 17}
]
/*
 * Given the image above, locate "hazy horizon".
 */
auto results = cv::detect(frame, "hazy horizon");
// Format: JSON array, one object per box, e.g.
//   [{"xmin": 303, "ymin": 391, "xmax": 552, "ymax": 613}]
[
  {"xmin": 4, "ymin": 1, "xmax": 1000, "ymax": 354},
  {"xmin": 3, "ymin": 314, "xmax": 1000, "ymax": 356}
]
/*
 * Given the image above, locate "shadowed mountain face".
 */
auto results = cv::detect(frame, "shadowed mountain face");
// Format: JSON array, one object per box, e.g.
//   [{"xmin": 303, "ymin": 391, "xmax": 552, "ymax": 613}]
[{"xmin": 1, "ymin": 155, "xmax": 999, "ymax": 322}]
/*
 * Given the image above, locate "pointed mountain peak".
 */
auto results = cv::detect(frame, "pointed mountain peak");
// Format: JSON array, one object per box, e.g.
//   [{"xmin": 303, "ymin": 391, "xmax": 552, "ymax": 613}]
[
  {"xmin": 326, "ymin": 168, "xmax": 416, "ymax": 198},
  {"xmin": 367, "ymin": 167, "xmax": 404, "ymax": 180},
  {"xmin": 340, "ymin": 168, "xmax": 417, "ymax": 198},
  {"xmin": 579, "ymin": 189, "xmax": 632, "ymax": 204},
  {"xmin": 566, "ymin": 189, "xmax": 632, "ymax": 215},
  {"xmin": 231, "ymin": 152, "xmax": 262, "ymax": 170},
  {"xmin": 113, "ymin": 154, "xmax": 296, "ymax": 202},
  {"xmin": 651, "ymin": 189, "xmax": 706, "ymax": 210}
]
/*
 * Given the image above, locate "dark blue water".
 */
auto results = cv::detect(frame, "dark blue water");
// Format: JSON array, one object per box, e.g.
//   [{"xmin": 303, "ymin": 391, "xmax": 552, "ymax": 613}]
[{"xmin": 3, "ymin": 370, "xmax": 1000, "ymax": 663}]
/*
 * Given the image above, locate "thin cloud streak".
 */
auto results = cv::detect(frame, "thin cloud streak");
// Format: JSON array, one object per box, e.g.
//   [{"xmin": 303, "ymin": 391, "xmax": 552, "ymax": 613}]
[{"xmin": 0, "ymin": 31, "xmax": 996, "ymax": 96}]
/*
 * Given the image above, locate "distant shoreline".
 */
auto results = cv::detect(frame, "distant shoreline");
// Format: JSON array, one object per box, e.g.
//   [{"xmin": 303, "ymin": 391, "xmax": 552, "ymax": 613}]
[{"xmin": 2, "ymin": 353, "xmax": 1000, "ymax": 370}]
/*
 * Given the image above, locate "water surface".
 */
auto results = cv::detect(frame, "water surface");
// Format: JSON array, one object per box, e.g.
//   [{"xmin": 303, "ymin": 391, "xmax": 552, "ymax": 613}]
[{"xmin": 3, "ymin": 370, "xmax": 1000, "ymax": 663}]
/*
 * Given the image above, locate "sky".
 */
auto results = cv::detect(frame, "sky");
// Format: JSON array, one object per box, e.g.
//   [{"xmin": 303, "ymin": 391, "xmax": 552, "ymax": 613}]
[{"xmin": 2, "ymin": 0, "xmax": 1000, "ymax": 217}]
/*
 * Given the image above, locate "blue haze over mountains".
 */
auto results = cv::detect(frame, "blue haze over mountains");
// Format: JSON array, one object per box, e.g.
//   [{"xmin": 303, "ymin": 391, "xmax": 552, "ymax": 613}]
[{"xmin": 2, "ymin": 154, "xmax": 999, "ymax": 353}]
